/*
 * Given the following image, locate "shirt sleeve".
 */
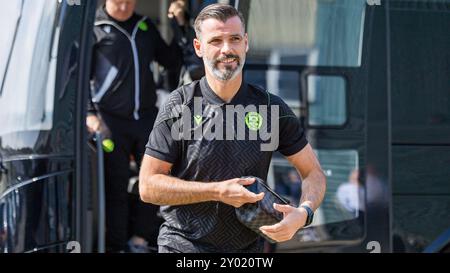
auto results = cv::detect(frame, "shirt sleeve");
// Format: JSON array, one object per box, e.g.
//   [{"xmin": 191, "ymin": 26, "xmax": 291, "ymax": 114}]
[
  {"xmin": 145, "ymin": 119, "xmax": 180, "ymax": 164},
  {"xmin": 276, "ymin": 98, "xmax": 308, "ymax": 156},
  {"xmin": 145, "ymin": 91, "xmax": 183, "ymax": 164}
]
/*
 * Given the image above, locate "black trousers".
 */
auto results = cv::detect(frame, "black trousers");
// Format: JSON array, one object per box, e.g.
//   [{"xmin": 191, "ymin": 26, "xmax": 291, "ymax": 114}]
[{"xmin": 101, "ymin": 111, "xmax": 162, "ymax": 251}]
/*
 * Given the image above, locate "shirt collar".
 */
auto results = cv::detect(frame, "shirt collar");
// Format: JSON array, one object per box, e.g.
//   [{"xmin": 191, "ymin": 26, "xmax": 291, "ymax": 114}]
[{"xmin": 200, "ymin": 77, "xmax": 249, "ymax": 106}]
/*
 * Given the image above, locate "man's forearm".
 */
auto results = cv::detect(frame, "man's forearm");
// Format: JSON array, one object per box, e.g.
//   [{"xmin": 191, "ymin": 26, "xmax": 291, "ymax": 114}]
[
  {"xmin": 140, "ymin": 174, "xmax": 219, "ymax": 206},
  {"xmin": 299, "ymin": 169, "xmax": 326, "ymax": 211}
]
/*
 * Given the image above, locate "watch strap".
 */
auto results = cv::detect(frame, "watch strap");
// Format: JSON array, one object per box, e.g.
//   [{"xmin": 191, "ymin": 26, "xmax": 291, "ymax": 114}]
[{"xmin": 300, "ymin": 205, "xmax": 314, "ymax": 227}]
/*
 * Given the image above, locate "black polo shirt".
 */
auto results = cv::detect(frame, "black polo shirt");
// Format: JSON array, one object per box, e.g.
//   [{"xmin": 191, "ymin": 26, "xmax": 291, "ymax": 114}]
[{"xmin": 145, "ymin": 77, "xmax": 308, "ymax": 253}]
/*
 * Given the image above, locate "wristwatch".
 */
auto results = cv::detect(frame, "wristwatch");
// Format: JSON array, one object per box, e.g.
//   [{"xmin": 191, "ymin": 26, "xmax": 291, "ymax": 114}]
[{"xmin": 300, "ymin": 205, "xmax": 314, "ymax": 227}]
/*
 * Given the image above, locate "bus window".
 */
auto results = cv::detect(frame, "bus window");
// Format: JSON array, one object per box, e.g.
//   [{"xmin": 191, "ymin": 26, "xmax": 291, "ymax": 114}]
[
  {"xmin": 314, "ymin": 150, "xmax": 362, "ymax": 223},
  {"xmin": 269, "ymin": 149, "xmax": 362, "ymax": 249},
  {"xmin": 0, "ymin": 0, "xmax": 59, "ymax": 136},
  {"xmin": 307, "ymin": 75, "xmax": 347, "ymax": 126},
  {"xmin": 0, "ymin": 0, "xmax": 22, "ymax": 94},
  {"xmin": 244, "ymin": 69, "xmax": 301, "ymax": 116},
  {"xmin": 240, "ymin": 0, "xmax": 368, "ymax": 250},
  {"xmin": 244, "ymin": 0, "xmax": 366, "ymax": 67}
]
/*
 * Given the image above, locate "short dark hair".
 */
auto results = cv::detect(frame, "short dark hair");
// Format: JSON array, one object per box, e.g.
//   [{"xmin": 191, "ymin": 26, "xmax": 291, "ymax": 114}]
[{"xmin": 194, "ymin": 3, "xmax": 246, "ymax": 39}]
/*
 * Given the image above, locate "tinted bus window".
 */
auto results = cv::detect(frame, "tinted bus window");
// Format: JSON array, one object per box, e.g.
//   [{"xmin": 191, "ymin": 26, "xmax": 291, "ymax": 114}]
[
  {"xmin": 240, "ymin": 0, "xmax": 367, "ymax": 249},
  {"xmin": 307, "ymin": 75, "xmax": 346, "ymax": 126},
  {"xmin": 0, "ymin": 1, "xmax": 22, "ymax": 91},
  {"xmin": 244, "ymin": 69, "xmax": 301, "ymax": 116},
  {"xmin": 245, "ymin": 0, "xmax": 366, "ymax": 67},
  {"xmin": 0, "ymin": 0, "xmax": 59, "ymax": 136}
]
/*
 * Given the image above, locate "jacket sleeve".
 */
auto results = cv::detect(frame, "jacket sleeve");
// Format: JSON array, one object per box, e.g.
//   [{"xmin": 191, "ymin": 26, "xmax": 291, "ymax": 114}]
[
  {"xmin": 170, "ymin": 18, "xmax": 205, "ymax": 81},
  {"xmin": 151, "ymin": 20, "xmax": 182, "ymax": 71}
]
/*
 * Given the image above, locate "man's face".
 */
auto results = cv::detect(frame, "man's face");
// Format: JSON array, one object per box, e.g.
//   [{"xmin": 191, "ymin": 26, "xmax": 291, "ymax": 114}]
[
  {"xmin": 105, "ymin": 0, "xmax": 136, "ymax": 22},
  {"xmin": 194, "ymin": 16, "xmax": 248, "ymax": 82}
]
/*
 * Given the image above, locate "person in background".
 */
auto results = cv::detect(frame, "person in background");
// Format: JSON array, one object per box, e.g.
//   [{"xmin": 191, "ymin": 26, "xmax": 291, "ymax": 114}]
[
  {"xmin": 336, "ymin": 169, "xmax": 365, "ymax": 216},
  {"xmin": 87, "ymin": 0, "xmax": 182, "ymax": 253},
  {"xmin": 168, "ymin": 0, "xmax": 205, "ymax": 85}
]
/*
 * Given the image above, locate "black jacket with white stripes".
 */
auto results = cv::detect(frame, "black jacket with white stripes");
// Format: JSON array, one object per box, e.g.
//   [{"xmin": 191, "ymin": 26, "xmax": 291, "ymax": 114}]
[{"xmin": 89, "ymin": 7, "xmax": 181, "ymax": 120}]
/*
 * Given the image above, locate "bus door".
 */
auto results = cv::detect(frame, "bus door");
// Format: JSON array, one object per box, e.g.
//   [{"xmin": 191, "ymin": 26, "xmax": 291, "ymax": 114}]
[
  {"xmin": 239, "ymin": 0, "xmax": 390, "ymax": 252},
  {"xmin": 0, "ymin": 0, "xmax": 96, "ymax": 253}
]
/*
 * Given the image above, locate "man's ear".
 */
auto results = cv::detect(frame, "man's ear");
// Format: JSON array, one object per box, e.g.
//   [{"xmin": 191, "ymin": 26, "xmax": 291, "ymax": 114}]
[
  {"xmin": 193, "ymin": 38, "xmax": 203, "ymax": 58},
  {"xmin": 245, "ymin": 33, "xmax": 249, "ymax": 53}
]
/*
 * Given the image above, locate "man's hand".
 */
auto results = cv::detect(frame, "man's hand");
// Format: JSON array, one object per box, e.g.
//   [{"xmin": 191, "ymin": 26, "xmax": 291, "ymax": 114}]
[
  {"xmin": 215, "ymin": 177, "xmax": 264, "ymax": 208},
  {"xmin": 168, "ymin": 0, "xmax": 186, "ymax": 26},
  {"xmin": 86, "ymin": 115, "xmax": 100, "ymax": 133},
  {"xmin": 259, "ymin": 204, "xmax": 308, "ymax": 242}
]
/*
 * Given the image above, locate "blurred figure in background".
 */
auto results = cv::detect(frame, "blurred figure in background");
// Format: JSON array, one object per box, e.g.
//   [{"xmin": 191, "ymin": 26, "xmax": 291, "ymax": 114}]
[
  {"xmin": 87, "ymin": 0, "xmax": 182, "ymax": 253},
  {"xmin": 168, "ymin": 0, "xmax": 205, "ymax": 85},
  {"xmin": 336, "ymin": 169, "xmax": 365, "ymax": 216}
]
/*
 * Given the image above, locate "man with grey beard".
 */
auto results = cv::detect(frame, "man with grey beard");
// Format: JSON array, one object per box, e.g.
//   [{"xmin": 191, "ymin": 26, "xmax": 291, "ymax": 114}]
[{"xmin": 139, "ymin": 3, "xmax": 326, "ymax": 253}]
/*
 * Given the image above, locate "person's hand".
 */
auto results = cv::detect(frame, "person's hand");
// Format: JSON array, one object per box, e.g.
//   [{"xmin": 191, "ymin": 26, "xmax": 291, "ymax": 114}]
[
  {"xmin": 215, "ymin": 177, "xmax": 264, "ymax": 208},
  {"xmin": 259, "ymin": 204, "xmax": 308, "ymax": 242},
  {"xmin": 168, "ymin": 0, "xmax": 186, "ymax": 26},
  {"xmin": 86, "ymin": 115, "xmax": 100, "ymax": 133}
]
